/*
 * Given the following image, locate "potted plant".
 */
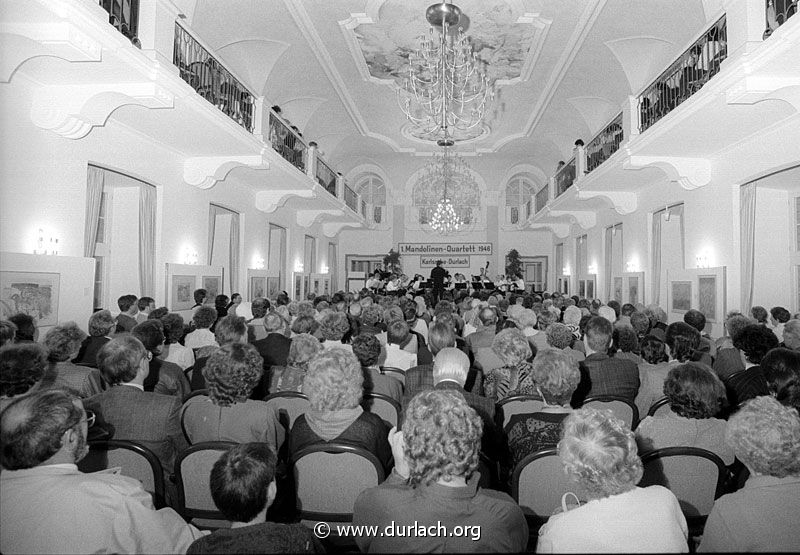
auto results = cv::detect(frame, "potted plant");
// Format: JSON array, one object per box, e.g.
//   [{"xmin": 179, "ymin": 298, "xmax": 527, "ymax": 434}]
[
  {"xmin": 505, "ymin": 248, "xmax": 523, "ymax": 278},
  {"xmin": 383, "ymin": 248, "xmax": 402, "ymax": 274}
]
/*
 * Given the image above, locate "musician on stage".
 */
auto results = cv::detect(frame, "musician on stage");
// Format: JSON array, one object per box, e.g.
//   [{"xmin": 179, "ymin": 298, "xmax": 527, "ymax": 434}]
[
  {"xmin": 510, "ymin": 273, "xmax": 525, "ymax": 291},
  {"xmin": 430, "ymin": 260, "xmax": 449, "ymax": 305},
  {"xmin": 366, "ymin": 269, "xmax": 385, "ymax": 291}
]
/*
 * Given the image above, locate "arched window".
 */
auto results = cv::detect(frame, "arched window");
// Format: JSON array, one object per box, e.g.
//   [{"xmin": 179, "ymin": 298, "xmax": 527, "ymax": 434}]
[
  {"xmin": 354, "ymin": 173, "xmax": 386, "ymax": 224},
  {"xmin": 505, "ymin": 174, "xmax": 536, "ymax": 224}
]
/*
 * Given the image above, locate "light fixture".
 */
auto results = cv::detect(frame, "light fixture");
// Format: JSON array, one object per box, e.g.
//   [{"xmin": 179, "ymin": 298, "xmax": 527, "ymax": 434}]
[
  {"xmin": 588, "ymin": 264, "xmax": 598, "ymax": 275},
  {"xmin": 33, "ymin": 228, "xmax": 60, "ymax": 255},
  {"xmin": 252, "ymin": 255, "xmax": 265, "ymax": 270},
  {"xmin": 397, "ymin": 1, "xmax": 494, "ymax": 141},
  {"xmin": 182, "ymin": 247, "xmax": 199, "ymax": 265},
  {"xmin": 562, "ymin": 266, "xmax": 571, "ymax": 276}
]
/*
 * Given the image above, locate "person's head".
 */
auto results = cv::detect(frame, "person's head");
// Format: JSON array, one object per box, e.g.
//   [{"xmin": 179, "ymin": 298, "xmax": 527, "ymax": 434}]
[
  {"xmin": 644, "ymin": 304, "xmax": 667, "ymax": 327},
  {"xmin": 210, "ymin": 443, "xmax": 278, "ymax": 524},
  {"xmin": 403, "ymin": 389, "xmax": 482, "ymax": 486},
  {"xmin": 427, "ymin": 321, "xmax": 457, "ymax": 356},
  {"xmin": 432, "ymin": 347, "xmax": 470, "ymax": 387},
  {"xmin": 532, "ymin": 348, "xmax": 580, "ymax": 405},
  {"xmin": 214, "ymin": 294, "xmax": 230, "ymax": 311},
  {"xmin": 136, "ymin": 297, "xmax": 155, "ymax": 314},
  {"xmin": 478, "ymin": 307, "xmax": 497, "ymax": 327},
  {"xmin": 193, "ymin": 306, "xmax": 217, "ymax": 330},
  {"xmin": 203, "ymin": 342, "xmax": 264, "ymax": 406},
  {"xmin": 629, "ymin": 311, "xmax": 650, "ymax": 336},
  {"xmin": 160, "ymin": 313, "xmax": 185, "ymax": 345},
  {"xmin": 9, "ymin": 313, "xmax": 36, "ymax": 342},
  {"xmin": 383, "ymin": 306, "xmax": 404, "ymax": 325},
  {"xmin": 563, "ymin": 305, "xmax": 582, "ymax": 327},
  {"xmin": 733, "ymin": 324, "xmax": 779, "ymax": 365},
  {"xmin": 387, "ymin": 320, "xmax": 410, "ymax": 346},
  {"xmin": 148, "ymin": 306, "xmax": 169, "ymax": 321},
  {"xmin": 784, "ymin": 320, "xmax": 800, "ymax": 350},
  {"xmin": 351, "ymin": 334, "xmax": 381, "ymax": 368},
  {"xmin": 251, "ymin": 298, "xmax": 270, "ymax": 319},
  {"xmin": 96, "ymin": 335, "xmax": 149, "ymax": 385},
  {"xmin": 597, "ymin": 305, "xmax": 616, "ymax": 324},
  {"xmin": 131, "ymin": 320, "xmax": 165, "ymax": 355},
  {"xmin": 214, "ymin": 315, "xmax": 247, "ymax": 346},
  {"xmin": 514, "ymin": 308, "xmax": 537, "ymax": 330},
  {"xmin": 0, "ymin": 343, "xmax": 48, "ymax": 399},
  {"xmin": 545, "ymin": 322, "xmax": 573, "ymax": 350},
  {"xmin": 360, "ymin": 305, "xmax": 383, "ymax": 327},
  {"xmin": 750, "ymin": 305, "xmax": 769, "ymax": 324},
  {"xmin": 42, "ymin": 322, "xmax": 87, "ymax": 363},
  {"xmin": 726, "ymin": 396, "xmax": 800, "ymax": 478},
  {"xmin": 303, "ymin": 348, "xmax": 363, "ymax": 411},
  {"xmin": 640, "ymin": 334, "xmax": 668, "ymax": 364},
  {"xmin": 724, "ymin": 313, "xmax": 752, "ymax": 339},
  {"xmin": 87, "ymin": 310, "xmax": 116, "ymax": 338},
  {"xmin": 1, "ymin": 389, "xmax": 92, "ymax": 469},
  {"xmin": 193, "ymin": 288, "xmax": 207, "ymax": 305},
  {"xmin": 584, "ymin": 316, "xmax": 612, "ymax": 354},
  {"xmin": 229, "ymin": 293, "xmax": 242, "ymax": 306},
  {"xmin": 613, "ymin": 325, "xmax": 639, "ymax": 354},
  {"xmin": 770, "ymin": 306, "xmax": 791, "ymax": 326},
  {"xmin": 683, "ymin": 309, "xmax": 707, "ymax": 333},
  {"xmin": 491, "ymin": 328, "xmax": 532, "ymax": 366},
  {"xmin": 263, "ymin": 313, "xmax": 284, "ymax": 334},
  {"xmin": 665, "ymin": 321, "xmax": 701, "ymax": 362},
  {"xmin": 319, "ymin": 312, "xmax": 350, "ymax": 342},
  {"xmin": 117, "ymin": 294, "xmax": 138, "ymax": 315},
  {"xmin": 558, "ymin": 407, "xmax": 643, "ymax": 500},
  {"xmin": 291, "ymin": 315, "xmax": 319, "ymax": 336},
  {"xmin": 760, "ymin": 348, "xmax": 800, "ymax": 412},
  {"xmin": 620, "ymin": 303, "xmax": 636, "ymax": 318},
  {"xmin": 0, "ymin": 320, "xmax": 17, "ymax": 347},
  {"xmin": 664, "ymin": 362, "xmax": 727, "ymax": 419},
  {"xmin": 287, "ymin": 333, "xmax": 323, "ymax": 370}
]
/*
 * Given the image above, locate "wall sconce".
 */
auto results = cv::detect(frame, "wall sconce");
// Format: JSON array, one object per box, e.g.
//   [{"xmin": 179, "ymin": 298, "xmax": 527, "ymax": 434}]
[
  {"xmin": 321, "ymin": 265, "xmax": 329, "ymax": 274},
  {"xmin": 696, "ymin": 252, "xmax": 710, "ymax": 269},
  {"xmin": 294, "ymin": 260, "xmax": 304, "ymax": 273},
  {"xmin": 626, "ymin": 260, "xmax": 640, "ymax": 273},
  {"xmin": 33, "ymin": 228, "xmax": 60, "ymax": 255},
  {"xmin": 252, "ymin": 255, "xmax": 265, "ymax": 270},
  {"xmin": 588, "ymin": 264, "xmax": 598, "ymax": 275},
  {"xmin": 562, "ymin": 266, "xmax": 571, "ymax": 276},
  {"xmin": 182, "ymin": 247, "xmax": 199, "ymax": 265}
]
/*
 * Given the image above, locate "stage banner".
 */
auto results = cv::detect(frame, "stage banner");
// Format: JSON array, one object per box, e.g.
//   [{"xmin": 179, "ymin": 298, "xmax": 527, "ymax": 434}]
[
  {"xmin": 420, "ymin": 256, "xmax": 470, "ymax": 268},
  {"xmin": 398, "ymin": 243, "xmax": 493, "ymax": 256}
]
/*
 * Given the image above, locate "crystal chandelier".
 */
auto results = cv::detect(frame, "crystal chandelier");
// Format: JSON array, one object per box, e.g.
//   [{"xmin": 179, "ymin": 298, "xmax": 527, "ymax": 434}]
[{"xmin": 397, "ymin": 1, "xmax": 493, "ymax": 141}]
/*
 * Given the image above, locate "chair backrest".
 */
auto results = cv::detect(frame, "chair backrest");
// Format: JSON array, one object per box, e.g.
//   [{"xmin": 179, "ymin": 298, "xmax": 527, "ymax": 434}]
[
  {"xmin": 181, "ymin": 389, "xmax": 210, "ymax": 442},
  {"xmin": 361, "ymin": 392, "xmax": 401, "ymax": 428},
  {"xmin": 380, "ymin": 367, "xmax": 406, "ymax": 387},
  {"xmin": 639, "ymin": 447, "xmax": 726, "ymax": 518},
  {"xmin": 496, "ymin": 394, "xmax": 546, "ymax": 429},
  {"xmin": 512, "ymin": 448, "xmax": 573, "ymax": 521},
  {"xmin": 79, "ymin": 439, "xmax": 165, "ymax": 508},
  {"xmin": 582, "ymin": 395, "xmax": 639, "ymax": 429},
  {"xmin": 174, "ymin": 441, "xmax": 236, "ymax": 523},
  {"xmin": 647, "ymin": 396, "xmax": 672, "ymax": 418},
  {"xmin": 264, "ymin": 391, "xmax": 310, "ymax": 432},
  {"xmin": 292, "ymin": 443, "xmax": 385, "ymax": 523}
]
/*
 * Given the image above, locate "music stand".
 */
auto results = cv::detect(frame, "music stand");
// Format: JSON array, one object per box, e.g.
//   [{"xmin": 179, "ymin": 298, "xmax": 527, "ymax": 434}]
[
  {"xmin": 472, "ymin": 282, "xmax": 483, "ymax": 290},
  {"xmin": 454, "ymin": 283, "xmax": 468, "ymax": 290}
]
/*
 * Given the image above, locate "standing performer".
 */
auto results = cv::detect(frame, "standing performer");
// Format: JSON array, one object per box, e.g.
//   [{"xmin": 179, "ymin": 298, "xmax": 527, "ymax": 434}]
[{"xmin": 430, "ymin": 260, "xmax": 449, "ymax": 306}]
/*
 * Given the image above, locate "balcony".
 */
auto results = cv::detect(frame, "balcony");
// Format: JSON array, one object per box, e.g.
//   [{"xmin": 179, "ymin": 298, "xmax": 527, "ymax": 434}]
[
  {"xmin": 764, "ymin": 0, "xmax": 797, "ymax": 38},
  {"xmin": 534, "ymin": 186, "xmax": 549, "ymax": 214},
  {"xmin": 344, "ymin": 183, "xmax": 358, "ymax": 212},
  {"xmin": 585, "ymin": 113, "xmax": 623, "ymax": 174},
  {"xmin": 267, "ymin": 112, "xmax": 308, "ymax": 172},
  {"xmin": 315, "ymin": 156, "xmax": 337, "ymax": 198},
  {"xmin": 98, "ymin": 0, "xmax": 139, "ymax": 45},
  {"xmin": 554, "ymin": 158, "xmax": 577, "ymax": 198}
]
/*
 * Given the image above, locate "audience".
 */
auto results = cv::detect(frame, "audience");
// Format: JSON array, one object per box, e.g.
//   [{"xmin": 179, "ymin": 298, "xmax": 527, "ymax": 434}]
[
  {"xmin": 634, "ymin": 334, "xmax": 672, "ymax": 418},
  {"xmin": 351, "ymin": 333, "xmax": 403, "ymax": 403},
  {"xmin": 132, "ymin": 320, "xmax": 190, "ymax": 399},
  {"xmin": 115, "ymin": 294, "xmax": 139, "ymax": 333},
  {"xmin": 268, "ymin": 333, "xmax": 323, "ymax": 394},
  {"xmin": 43, "ymin": 322, "xmax": 96, "ymax": 398},
  {"xmin": 136, "ymin": 296, "xmax": 156, "ymax": 324},
  {"xmin": 9, "ymin": 313, "xmax": 37, "ymax": 343},
  {"xmin": 781, "ymin": 318, "xmax": 800, "ymax": 351},
  {"xmin": 72, "ymin": 310, "xmax": 115, "ymax": 367},
  {"xmin": 184, "ymin": 306, "xmax": 219, "ymax": 350},
  {"xmin": 726, "ymin": 324, "xmax": 778, "ymax": 406},
  {"xmin": 760, "ymin": 347, "xmax": 800, "ymax": 413},
  {"xmin": 190, "ymin": 314, "xmax": 248, "ymax": 391},
  {"xmin": 0, "ymin": 343, "xmax": 49, "ymax": 411},
  {"xmin": 250, "ymin": 312, "xmax": 291, "ymax": 398},
  {"xmin": 484, "ymin": 327, "xmax": 537, "ymax": 402},
  {"xmin": 247, "ymin": 298, "xmax": 271, "ymax": 342},
  {"xmin": 381, "ymin": 319, "xmax": 417, "ymax": 370},
  {"xmin": 159, "ymin": 312, "xmax": 195, "ymax": 370},
  {"xmin": 0, "ymin": 319, "xmax": 17, "ymax": 347}
]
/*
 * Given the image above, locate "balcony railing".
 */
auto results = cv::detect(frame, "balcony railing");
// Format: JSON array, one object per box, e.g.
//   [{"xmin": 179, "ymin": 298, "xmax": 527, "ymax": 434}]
[
  {"xmin": 764, "ymin": 0, "xmax": 798, "ymax": 38},
  {"xmin": 361, "ymin": 199, "xmax": 367, "ymax": 218},
  {"xmin": 344, "ymin": 184, "xmax": 358, "ymax": 212},
  {"xmin": 267, "ymin": 112, "xmax": 307, "ymax": 172},
  {"xmin": 586, "ymin": 112, "xmax": 623, "ymax": 173},
  {"xmin": 174, "ymin": 24, "xmax": 255, "ymax": 132},
  {"xmin": 638, "ymin": 16, "xmax": 727, "ymax": 133},
  {"xmin": 535, "ymin": 186, "xmax": 549, "ymax": 213},
  {"xmin": 316, "ymin": 157, "xmax": 337, "ymax": 197},
  {"xmin": 99, "ymin": 0, "xmax": 139, "ymax": 45},
  {"xmin": 525, "ymin": 199, "xmax": 532, "ymax": 220},
  {"xmin": 555, "ymin": 158, "xmax": 577, "ymax": 197}
]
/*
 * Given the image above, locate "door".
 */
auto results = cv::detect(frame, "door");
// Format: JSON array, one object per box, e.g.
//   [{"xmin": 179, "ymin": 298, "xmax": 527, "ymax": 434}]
[{"xmin": 522, "ymin": 256, "xmax": 547, "ymax": 292}]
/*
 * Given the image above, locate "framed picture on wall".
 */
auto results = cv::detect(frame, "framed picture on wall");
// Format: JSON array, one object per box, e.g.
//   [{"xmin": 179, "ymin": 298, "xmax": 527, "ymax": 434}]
[
  {"xmin": 171, "ymin": 275, "xmax": 196, "ymax": 311},
  {"xmin": 698, "ymin": 276, "xmax": 717, "ymax": 322},
  {"xmin": 303, "ymin": 275, "xmax": 311, "ymax": 298},
  {"xmin": 266, "ymin": 277, "xmax": 280, "ymax": 300},
  {"xmin": 613, "ymin": 277, "xmax": 623, "ymax": 303},
  {"xmin": 671, "ymin": 281, "xmax": 692, "ymax": 312},
  {"xmin": 294, "ymin": 273, "xmax": 303, "ymax": 301},
  {"xmin": 202, "ymin": 275, "xmax": 221, "ymax": 300},
  {"xmin": 250, "ymin": 276, "xmax": 266, "ymax": 300},
  {"xmin": 0, "ymin": 271, "xmax": 60, "ymax": 327}
]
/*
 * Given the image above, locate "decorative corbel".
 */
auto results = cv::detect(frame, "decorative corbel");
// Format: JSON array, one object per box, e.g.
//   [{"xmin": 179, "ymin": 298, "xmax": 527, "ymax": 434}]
[
  {"xmin": 624, "ymin": 155, "xmax": 711, "ymax": 190},
  {"xmin": 322, "ymin": 221, "xmax": 363, "ymax": 237},
  {"xmin": 184, "ymin": 155, "xmax": 268, "ymax": 189},
  {"xmin": 296, "ymin": 209, "xmax": 344, "ymax": 228},
  {"xmin": 726, "ymin": 75, "xmax": 800, "ymax": 111},
  {"xmin": 576, "ymin": 190, "xmax": 638, "ymax": 215},
  {"xmin": 528, "ymin": 223, "xmax": 572, "ymax": 238},
  {"xmin": 545, "ymin": 208, "xmax": 597, "ymax": 230},
  {"xmin": 255, "ymin": 189, "xmax": 315, "ymax": 213}
]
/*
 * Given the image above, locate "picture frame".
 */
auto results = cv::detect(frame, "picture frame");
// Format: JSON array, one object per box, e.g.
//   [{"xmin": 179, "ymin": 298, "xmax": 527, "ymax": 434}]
[
  {"xmin": 171, "ymin": 275, "xmax": 196, "ymax": 311},
  {"xmin": 671, "ymin": 281, "xmax": 692, "ymax": 312},
  {"xmin": 202, "ymin": 275, "xmax": 221, "ymax": 300},
  {"xmin": 266, "ymin": 276, "xmax": 281, "ymax": 300},
  {"xmin": 698, "ymin": 276, "xmax": 717, "ymax": 322},
  {"xmin": 0, "ymin": 271, "xmax": 60, "ymax": 327},
  {"xmin": 250, "ymin": 276, "xmax": 266, "ymax": 300}
]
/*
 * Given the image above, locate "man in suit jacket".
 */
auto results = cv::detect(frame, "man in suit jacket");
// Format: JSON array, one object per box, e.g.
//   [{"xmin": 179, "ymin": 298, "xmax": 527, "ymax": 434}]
[
  {"xmin": 251, "ymin": 312, "xmax": 292, "ymax": 398},
  {"xmin": 85, "ymin": 335, "xmax": 188, "ymax": 475},
  {"xmin": 571, "ymin": 316, "xmax": 640, "ymax": 407},
  {"xmin": 465, "ymin": 308, "xmax": 497, "ymax": 364}
]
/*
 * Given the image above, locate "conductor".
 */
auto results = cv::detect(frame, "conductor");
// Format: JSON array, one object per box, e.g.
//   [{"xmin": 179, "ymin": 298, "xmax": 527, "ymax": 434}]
[{"xmin": 430, "ymin": 259, "xmax": 449, "ymax": 306}]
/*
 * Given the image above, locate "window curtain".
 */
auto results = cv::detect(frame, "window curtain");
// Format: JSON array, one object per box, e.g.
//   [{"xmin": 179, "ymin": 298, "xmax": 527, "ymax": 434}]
[
  {"xmin": 84, "ymin": 166, "xmax": 105, "ymax": 257},
  {"xmin": 229, "ymin": 212, "xmax": 240, "ymax": 295},
  {"xmin": 604, "ymin": 227, "xmax": 613, "ymax": 301},
  {"xmin": 138, "ymin": 184, "xmax": 156, "ymax": 296},
  {"xmin": 207, "ymin": 204, "xmax": 225, "ymax": 264},
  {"xmin": 651, "ymin": 211, "xmax": 662, "ymax": 305},
  {"xmin": 673, "ymin": 203, "xmax": 686, "ymax": 267},
  {"xmin": 740, "ymin": 183, "xmax": 757, "ymax": 313}
]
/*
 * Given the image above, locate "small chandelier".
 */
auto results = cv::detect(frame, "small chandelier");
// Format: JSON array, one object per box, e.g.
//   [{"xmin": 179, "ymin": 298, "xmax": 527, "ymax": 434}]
[{"xmin": 397, "ymin": 1, "xmax": 494, "ymax": 141}]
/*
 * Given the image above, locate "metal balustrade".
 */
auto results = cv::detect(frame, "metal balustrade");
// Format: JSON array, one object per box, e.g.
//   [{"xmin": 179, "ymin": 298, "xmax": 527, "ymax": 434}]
[
  {"xmin": 361, "ymin": 199, "xmax": 367, "ymax": 218},
  {"xmin": 638, "ymin": 16, "xmax": 727, "ymax": 133},
  {"xmin": 586, "ymin": 113, "xmax": 623, "ymax": 173},
  {"xmin": 534, "ymin": 186, "xmax": 548, "ymax": 214},
  {"xmin": 99, "ymin": 0, "xmax": 139, "ymax": 44},
  {"xmin": 554, "ymin": 158, "xmax": 576, "ymax": 198},
  {"xmin": 316, "ymin": 157, "xmax": 337, "ymax": 197},
  {"xmin": 764, "ymin": 0, "xmax": 798, "ymax": 38},
  {"xmin": 267, "ymin": 112, "xmax": 307, "ymax": 172},
  {"xmin": 174, "ymin": 24, "xmax": 255, "ymax": 132},
  {"xmin": 344, "ymin": 184, "xmax": 358, "ymax": 212}
]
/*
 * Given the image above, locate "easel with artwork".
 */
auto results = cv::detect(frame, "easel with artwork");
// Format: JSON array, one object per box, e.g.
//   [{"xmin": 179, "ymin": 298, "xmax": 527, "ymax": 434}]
[
  {"xmin": 165, "ymin": 263, "xmax": 223, "ymax": 317},
  {"xmin": 667, "ymin": 267, "xmax": 726, "ymax": 337},
  {"xmin": 247, "ymin": 268, "xmax": 280, "ymax": 301}
]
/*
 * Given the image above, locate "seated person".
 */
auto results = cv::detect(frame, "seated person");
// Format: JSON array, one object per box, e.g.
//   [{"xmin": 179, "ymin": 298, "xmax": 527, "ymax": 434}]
[
  {"xmin": 351, "ymin": 333, "xmax": 402, "ymax": 404},
  {"xmin": 132, "ymin": 320, "xmax": 190, "ymax": 399},
  {"xmin": 184, "ymin": 306, "xmax": 219, "ymax": 350},
  {"xmin": 158, "ymin": 312, "xmax": 195, "ymax": 371},
  {"xmin": 0, "ymin": 319, "xmax": 17, "ymax": 347},
  {"xmin": 634, "ymin": 334, "xmax": 672, "ymax": 419},
  {"xmin": 289, "ymin": 349, "xmax": 392, "ymax": 473},
  {"xmin": 484, "ymin": 328, "xmax": 537, "ymax": 403},
  {"xmin": 191, "ymin": 315, "xmax": 249, "ymax": 391},
  {"xmin": 187, "ymin": 443, "xmax": 321, "ymax": 554},
  {"xmin": 760, "ymin": 347, "xmax": 800, "ymax": 413},
  {"xmin": 537, "ymin": 407, "xmax": 688, "ymax": 553},
  {"xmin": 73, "ymin": 310, "xmax": 115, "ymax": 367},
  {"xmin": 698, "ymin": 396, "xmax": 800, "ymax": 552},
  {"xmin": 43, "ymin": 322, "xmax": 95, "ymax": 398},
  {"xmin": 318, "ymin": 311, "xmax": 353, "ymax": 353},
  {"xmin": 269, "ymin": 333, "xmax": 323, "ymax": 394},
  {"xmin": 182, "ymin": 343, "xmax": 283, "ymax": 449},
  {"xmin": 636, "ymin": 362, "xmax": 734, "ymax": 465},
  {"xmin": 381, "ymin": 320, "xmax": 417, "ymax": 371},
  {"xmin": 0, "ymin": 343, "xmax": 49, "ymax": 412},
  {"xmin": 505, "ymin": 349, "xmax": 579, "ymax": 471},
  {"xmin": 0, "ymin": 389, "xmax": 204, "ymax": 554},
  {"xmin": 782, "ymin": 319, "xmax": 800, "ymax": 351},
  {"xmin": 115, "ymin": 294, "xmax": 139, "ymax": 334},
  {"xmin": 545, "ymin": 322, "xmax": 585, "ymax": 365},
  {"xmin": 723, "ymin": 324, "xmax": 778, "ymax": 407},
  {"xmin": 353, "ymin": 390, "xmax": 528, "ymax": 552},
  {"xmin": 404, "ymin": 321, "xmax": 456, "ymax": 397}
]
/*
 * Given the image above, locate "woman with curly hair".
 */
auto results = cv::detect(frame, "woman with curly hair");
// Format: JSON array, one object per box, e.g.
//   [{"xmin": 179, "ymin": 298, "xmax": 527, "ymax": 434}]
[
  {"xmin": 158, "ymin": 312, "xmax": 194, "ymax": 371},
  {"xmin": 484, "ymin": 328, "xmax": 537, "ymax": 403},
  {"xmin": 352, "ymin": 390, "xmax": 528, "ymax": 553},
  {"xmin": 634, "ymin": 334, "xmax": 673, "ymax": 418},
  {"xmin": 546, "ymin": 322, "xmax": 585, "ymax": 365},
  {"xmin": 0, "ymin": 343, "xmax": 49, "ymax": 411},
  {"xmin": 538, "ymin": 407, "xmax": 687, "ymax": 552},
  {"xmin": 181, "ymin": 342, "xmax": 282, "ymax": 447},
  {"xmin": 44, "ymin": 322, "xmax": 97, "ymax": 398},
  {"xmin": 184, "ymin": 306, "xmax": 218, "ymax": 350},
  {"xmin": 318, "ymin": 311, "xmax": 353, "ymax": 353},
  {"xmin": 636, "ymin": 362, "xmax": 733, "ymax": 464},
  {"xmin": 268, "ymin": 333, "xmax": 323, "ymax": 393},
  {"xmin": 698, "ymin": 396, "xmax": 800, "ymax": 552},
  {"xmin": 288, "ymin": 349, "xmax": 391, "ymax": 473},
  {"xmin": 724, "ymin": 324, "xmax": 779, "ymax": 406},
  {"xmin": 760, "ymin": 347, "xmax": 800, "ymax": 413},
  {"xmin": 73, "ymin": 310, "xmax": 115, "ymax": 367}
]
